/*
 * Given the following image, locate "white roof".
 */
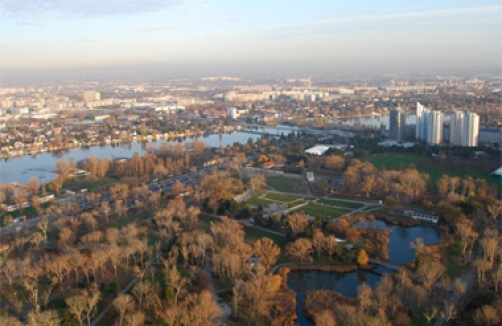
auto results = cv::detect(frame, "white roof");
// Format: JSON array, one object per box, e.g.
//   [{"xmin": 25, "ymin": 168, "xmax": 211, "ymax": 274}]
[
  {"xmin": 491, "ymin": 167, "xmax": 502, "ymax": 176},
  {"xmin": 305, "ymin": 145, "xmax": 330, "ymax": 155}
]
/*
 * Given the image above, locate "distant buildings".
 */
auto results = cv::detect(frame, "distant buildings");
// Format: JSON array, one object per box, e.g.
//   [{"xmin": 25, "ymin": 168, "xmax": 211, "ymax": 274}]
[
  {"xmin": 416, "ymin": 102, "xmax": 442, "ymax": 145},
  {"xmin": 389, "ymin": 107, "xmax": 406, "ymax": 142},
  {"xmin": 227, "ymin": 108, "xmax": 238, "ymax": 119},
  {"xmin": 450, "ymin": 111, "xmax": 479, "ymax": 147},
  {"xmin": 82, "ymin": 90, "xmax": 101, "ymax": 102},
  {"xmin": 415, "ymin": 102, "xmax": 427, "ymax": 141},
  {"xmin": 416, "ymin": 102, "xmax": 479, "ymax": 147},
  {"xmin": 426, "ymin": 110, "xmax": 443, "ymax": 145}
]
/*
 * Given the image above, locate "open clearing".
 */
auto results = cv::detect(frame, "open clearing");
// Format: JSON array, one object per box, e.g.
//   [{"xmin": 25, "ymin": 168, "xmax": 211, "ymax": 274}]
[
  {"xmin": 292, "ymin": 203, "xmax": 349, "ymax": 220},
  {"xmin": 266, "ymin": 176, "xmax": 304, "ymax": 193}
]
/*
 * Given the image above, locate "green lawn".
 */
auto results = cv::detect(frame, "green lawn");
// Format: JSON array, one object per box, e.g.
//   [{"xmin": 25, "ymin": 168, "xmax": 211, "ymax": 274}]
[
  {"xmin": 266, "ymin": 176, "xmax": 304, "ymax": 193},
  {"xmin": 366, "ymin": 154, "xmax": 429, "ymax": 170},
  {"xmin": 421, "ymin": 164, "xmax": 498, "ymax": 187},
  {"xmin": 264, "ymin": 192, "xmax": 300, "ymax": 202},
  {"xmin": 287, "ymin": 200, "xmax": 308, "ymax": 208},
  {"xmin": 244, "ymin": 226, "xmax": 287, "ymax": 248},
  {"xmin": 246, "ymin": 194, "xmax": 274, "ymax": 208},
  {"xmin": 317, "ymin": 199, "xmax": 364, "ymax": 209},
  {"xmin": 63, "ymin": 175, "xmax": 119, "ymax": 191},
  {"xmin": 366, "ymin": 153, "xmax": 500, "ymax": 194},
  {"xmin": 293, "ymin": 203, "xmax": 348, "ymax": 220}
]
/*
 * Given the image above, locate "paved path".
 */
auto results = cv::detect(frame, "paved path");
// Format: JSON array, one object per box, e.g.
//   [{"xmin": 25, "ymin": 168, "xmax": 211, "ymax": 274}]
[
  {"xmin": 90, "ymin": 253, "xmax": 160, "ymax": 326},
  {"xmin": 200, "ymin": 262, "xmax": 232, "ymax": 326}
]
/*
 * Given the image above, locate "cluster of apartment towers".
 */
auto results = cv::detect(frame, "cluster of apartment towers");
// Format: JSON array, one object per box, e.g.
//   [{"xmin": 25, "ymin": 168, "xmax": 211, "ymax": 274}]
[{"xmin": 390, "ymin": 102, "xmax": 479, "ymax": 147}]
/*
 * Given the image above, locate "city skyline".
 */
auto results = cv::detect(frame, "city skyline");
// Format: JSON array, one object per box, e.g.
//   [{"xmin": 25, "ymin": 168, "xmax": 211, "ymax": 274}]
[{"xmin": 1, "ymin": 0, "xmax": 501, "ymax": 81}]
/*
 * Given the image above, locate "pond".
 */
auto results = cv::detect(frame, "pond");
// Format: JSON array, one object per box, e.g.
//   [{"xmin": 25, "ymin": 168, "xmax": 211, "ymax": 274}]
[{"xmin": 286, "ymin": 221, "xmax": 441, "ymax": 325}]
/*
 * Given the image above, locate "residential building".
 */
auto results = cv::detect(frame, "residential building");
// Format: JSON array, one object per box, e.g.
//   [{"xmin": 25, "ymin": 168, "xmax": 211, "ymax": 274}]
[
  {"xmin": 450, "ymin": 110, "xmax": 479, "ymax": 147},
  {"xmin": 389, "ymin": 107, "xmax": 406, "ymax": 142},
  {"xmin": 425, "ymin": 110, "xmax": 443, "ymax": 145},
  {"xmin": 82, "ymin": 90, "xmax": 101, "ymax": 102},
  {"xmin": 463, "ymin": 112, "xmax": 479, "ymax": 147},
  {"xmin": 415, "ymin": 102, "xmax": 427, "ymax": 141}
]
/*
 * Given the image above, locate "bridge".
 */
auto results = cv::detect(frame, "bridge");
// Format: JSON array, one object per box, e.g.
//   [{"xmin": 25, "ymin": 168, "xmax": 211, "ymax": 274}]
[{"xmin": 368, "ymin": 258, "xmax": 400, "ymax": 271}]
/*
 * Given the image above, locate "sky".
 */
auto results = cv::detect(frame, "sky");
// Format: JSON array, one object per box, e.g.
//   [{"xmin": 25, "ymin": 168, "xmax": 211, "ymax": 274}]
[{"xmin": 0, "ymin": 0, "xmax": 501, "ymax": 80}]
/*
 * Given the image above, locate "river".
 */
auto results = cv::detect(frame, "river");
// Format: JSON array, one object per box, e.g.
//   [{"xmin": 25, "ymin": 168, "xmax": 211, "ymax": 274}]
[
  {"xmin": 0, "ymin": 127, "xmax": 299, "ymax": 185},
  {"xmin": 286, "ymin": 221, "xmax": 441, "ymax": 325}
]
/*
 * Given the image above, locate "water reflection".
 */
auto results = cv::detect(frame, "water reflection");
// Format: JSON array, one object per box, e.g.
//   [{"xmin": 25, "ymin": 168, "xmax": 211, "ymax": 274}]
[
  {"xmin": 0, "ymin": 129, "xmax": 288, "ymax": 184},
  {"xmin": 287, "ymin": 222, "xmax": 441, "ymax": 325}
]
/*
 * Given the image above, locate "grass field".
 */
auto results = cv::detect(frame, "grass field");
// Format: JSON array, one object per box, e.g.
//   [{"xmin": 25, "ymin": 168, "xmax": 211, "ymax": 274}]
[
  {"xmin": 247, "ymin": 192, "xmax": 302, "ymax": 208},
  {"xmin": 246, "ymin": 194, "xmax": 274, "ymax": 208},
  {"xmin": 421, "ymin": 164, "xmax": 497, "ymax": 186},
  {"xmin": 64, "ymin": 175, "xmax": 119, "ymax": 191},
  {"xmin": 365, "ymin": 153, "xmax": 500, "ymax": 194},
  {"xmin": 293, "ymin": 203, "xmax": 348, "ymax": 220},
  {"xmin": 367, "ymin": 154, "xmax": 429, "ymax": 170},
  {"xmin": 264, "ymin": 192, "xmax": 300, "ymax": 202},
  {"xmin": 317, "ymin": 199, "xmax": 364, "ymax": 209},
  {"xmin": 266, "ymin": 176, "xmax": 304, "ymax": 193},
  {"xmin": 287, "ymin": 200, "xmax": 308, "ymax": 208}
]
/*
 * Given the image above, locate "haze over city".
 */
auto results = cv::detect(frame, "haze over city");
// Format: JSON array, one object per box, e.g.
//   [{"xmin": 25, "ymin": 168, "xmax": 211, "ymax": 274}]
[
  {"xmin": 1, "ymin": 0, "xmax": 501, "ymax": 81},
  {"xmin": 0, "ymin": 1, "xmax": 501, "ymax": 326}
]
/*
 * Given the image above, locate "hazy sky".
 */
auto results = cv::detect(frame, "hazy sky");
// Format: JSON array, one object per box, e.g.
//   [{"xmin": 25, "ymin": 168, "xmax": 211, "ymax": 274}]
[{"xmin": 1, "ymin": 0, "xmax": 501, "ymax": 80}]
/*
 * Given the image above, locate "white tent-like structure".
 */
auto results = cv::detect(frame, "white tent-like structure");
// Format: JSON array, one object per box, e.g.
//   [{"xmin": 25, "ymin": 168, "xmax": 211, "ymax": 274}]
[{"xmin": 304, "ymin": 145, "xmax": 330, "ymax": 156}]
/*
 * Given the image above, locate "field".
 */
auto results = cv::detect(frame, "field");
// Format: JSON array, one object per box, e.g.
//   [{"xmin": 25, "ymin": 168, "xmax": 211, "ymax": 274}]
[
  {"xmin": 246, "ymin": 194, "xmax": 274, "ymax": 208},
  {"xmin": 365, "ymin": 153, "xmax": 500, "ymax": 193},
  {"xmin": 266, "ymin": 176, "xmax": 304, "ymax": 193},
  {"xmin": 247, "ymin": 191, "xmax": 305, "ymax": 209},
  {"xmin": 317, "ymin": 199, "xmax": 364, "ymax": 209},
  {"xmin": 293, "ymin": 203, "xmax": 348, "ymax": 220},
  {"xmin": 421, "ymin": 163, "xmax": 497, "ymax": 186},
  {"xmin": 265, "ymin": 192, "xmax": 300, "ymax": 202},
  {"xmin": 64, "ymin": 175, "xmax": 119, "ymax": 191},
  {"xmin": 367, "ymin": 154, "xmax": 429, "ymax": 170}
]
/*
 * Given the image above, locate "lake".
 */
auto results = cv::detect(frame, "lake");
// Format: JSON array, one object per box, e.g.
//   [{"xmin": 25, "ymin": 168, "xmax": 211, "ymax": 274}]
[{"xmin": 286, "ymin": 222, "xmax": 441, "ymax": 325}]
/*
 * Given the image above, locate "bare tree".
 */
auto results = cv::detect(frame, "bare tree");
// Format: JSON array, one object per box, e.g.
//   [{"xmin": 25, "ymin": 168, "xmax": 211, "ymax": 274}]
[
  {"xmin": 26, "ymin": 310, "xmax": 61, "ymax": 326},
  {"xmin": 66, "ymin": 293, "xmax": 87, "ymax": 326},
  {"xmin": 286, "ymin": 238, "xmax": 313, "ymax": 264},
  {"xmin": 113, "ymin": 294, "xmax": 135, "ymax": 326},
  {"xmin": 132, "ymin": 281, "xmax": 154, "ymax": 308},
  {"xmin": 84, "ymin": 285, "xmax": 101, "ymax": 326},
  {"xmin": 240, "ymin": 269, "xmax": 274, "ymax": 325},
  {"xmin": 423, "ymin": 305, "xmax": 439, "ymax": 325},
  {"xmin": 314, "ymin": 310, "xmax": 337, "ymax": 326},
  {"xmin": 0, "ymin": 316, "xmax": 23, "ymax": 326},
  {"xmin": 36, "ymin": 216, "xmax": 50, "ymax": 243},
  {"xmin": 249, "ymin": 174, "xmax": 266, "ymax": 192},
  {"xmin": 440, "ymin": 301, "xmax": 457, "ymax": 323},
  {"xmin": 253, "ymin": 237, "xmax": 281, "ymax": 271},
  {"xmin": 486, "ymin": 202, "xmax": 502, "ymax": 222},
  {"xmin": 124, "ymin": 311, "xmax": 145, "ymax": 326},
  {"xmin": 27, "ymin": 177, "xmax": 40, "ymax": 195},
  {"xmin": 473, "ymin": 304, "xmax": 501, "ymax": 326},
  {"xmin": 165, "ymin": 266, "xmax": 188, "ymax": 306},
  {"xmin": 285, "ymin": 212, "xmax": 309, "ymax": 235}
]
